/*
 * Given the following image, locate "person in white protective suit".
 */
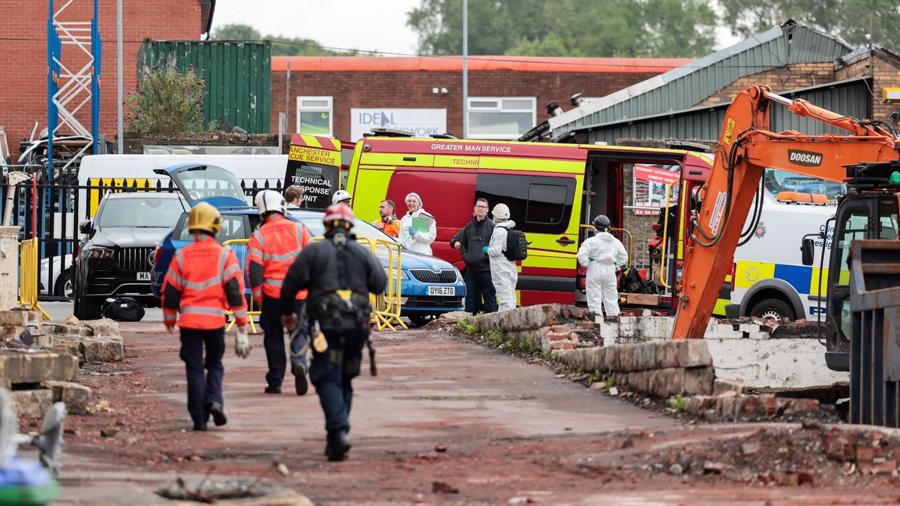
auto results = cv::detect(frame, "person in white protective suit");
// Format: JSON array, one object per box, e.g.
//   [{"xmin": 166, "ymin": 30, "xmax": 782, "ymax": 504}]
[
  {"xmin": 398, "ymin": 192, "xmax": 437, "ymax": 255},
  {"xmin": 576, "ymin": 215, "xmax": 628, "ymax": 319},
  {"xmin": 486, "ymin": 203, "xmax": 518, "ymax": 312}
]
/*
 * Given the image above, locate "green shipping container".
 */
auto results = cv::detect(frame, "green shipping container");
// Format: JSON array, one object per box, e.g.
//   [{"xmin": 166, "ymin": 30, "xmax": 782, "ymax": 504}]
[{"xmin": 138, "ymin": 40, "xmax": 272, "ymax": 134}]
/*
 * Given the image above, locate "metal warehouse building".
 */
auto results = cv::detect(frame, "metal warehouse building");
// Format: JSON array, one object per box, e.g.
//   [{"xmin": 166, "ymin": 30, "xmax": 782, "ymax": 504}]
[{"xmin": 521, "ymin": 20, "xmax": 900, "ymax": 144}]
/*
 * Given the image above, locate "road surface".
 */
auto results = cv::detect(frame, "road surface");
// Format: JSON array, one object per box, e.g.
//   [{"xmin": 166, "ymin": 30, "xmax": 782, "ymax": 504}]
[{"xmin": 52, "ymin": 323, "xmax": 899, "ymax": 505}]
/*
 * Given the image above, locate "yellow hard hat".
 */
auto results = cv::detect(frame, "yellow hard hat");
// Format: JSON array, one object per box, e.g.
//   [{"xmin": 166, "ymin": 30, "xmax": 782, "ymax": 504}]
[{"xmin": 187, "ymin": 202, "xmax": 222, "ymax": 235}]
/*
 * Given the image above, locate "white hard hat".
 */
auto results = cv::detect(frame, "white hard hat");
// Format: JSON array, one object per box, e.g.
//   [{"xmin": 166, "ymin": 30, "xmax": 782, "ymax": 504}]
[
  {"xmin": 492, "ymin": 203, "xmax": 510, "ymax": 221},
  {"xmin": 332, "ymin": 190, "xmax": 351, "ymax": 205},
  {"xmin": 255, "ymin": 189, "xmax": 287, "ymax": 216}
]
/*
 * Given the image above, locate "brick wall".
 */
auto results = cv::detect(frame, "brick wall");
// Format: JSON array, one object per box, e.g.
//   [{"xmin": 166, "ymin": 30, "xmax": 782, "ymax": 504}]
[
  {"xmin": 270, "ymin": 69, "xmax": 664, "ymax": 140},
  {"xmin": 697, "ymin": 63, "xmax": 836, "ymax": 107},
  {"xmin": 0, "ymin": 0, "xmax": 203, "ymax": 149},
  {"xmin": 872, "ymin": 56, "xmax": 900, "ymax": 123}
]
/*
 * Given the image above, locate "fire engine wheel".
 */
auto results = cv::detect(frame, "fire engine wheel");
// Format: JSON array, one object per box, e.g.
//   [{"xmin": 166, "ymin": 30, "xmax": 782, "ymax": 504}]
[{"xmin": 749, "ymin": 298, "xmax": 795, "ymax": 323}]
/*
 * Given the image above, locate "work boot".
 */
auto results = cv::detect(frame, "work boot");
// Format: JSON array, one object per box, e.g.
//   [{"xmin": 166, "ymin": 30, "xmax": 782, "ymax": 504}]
[
  {"xmin": 604, "ymin": 315, "xmax": 620, "ymax": 323},
  {"xmin": 326, "ymin": 431, "xmax": 351, "ymax": 462},
  {"xmin": 264, "ymin": 386, "xmax": 282, "ymax": 394},
  {"xmin": 192, "ymin": 423, "xmax": 208, "ymax": 432},
  {"xmin": 208, "ymin": 402, "xmax": 227, "ymax": 427},
  {"xmin": 292, "ymin": 365, "xmax": 309, "ymax": 396}
]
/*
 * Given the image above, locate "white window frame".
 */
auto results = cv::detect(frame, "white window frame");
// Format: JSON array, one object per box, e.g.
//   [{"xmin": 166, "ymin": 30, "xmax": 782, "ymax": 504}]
[
  {"xmin": 466, "ymin": 97, "xmax": 536, "ymax": 140},
  {"xmin": 296, "ymin": 96, "xmax": 333, "ymax": 136}
]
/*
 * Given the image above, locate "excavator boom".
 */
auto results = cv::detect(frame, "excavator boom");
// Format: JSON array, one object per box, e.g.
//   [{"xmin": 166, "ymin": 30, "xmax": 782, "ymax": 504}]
[{"xmin": 672, "ymin": 85, "xmax": 899, "ymax": 339}]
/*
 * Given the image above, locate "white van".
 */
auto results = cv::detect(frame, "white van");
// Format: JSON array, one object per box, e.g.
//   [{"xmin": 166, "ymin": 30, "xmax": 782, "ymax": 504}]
[{"xmin": 725, "ymin": 169, "xmax": 841, "ymax": 322}]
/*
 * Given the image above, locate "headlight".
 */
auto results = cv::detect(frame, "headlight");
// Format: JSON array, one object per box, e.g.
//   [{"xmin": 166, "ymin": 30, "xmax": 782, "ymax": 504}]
[
  {"xmin": 456, "ymin": 269, "xmax": 463, "ymax": 282},
  {"xmin": 83, "ymin": 247, "xmax": 115, "ymax": 260}
]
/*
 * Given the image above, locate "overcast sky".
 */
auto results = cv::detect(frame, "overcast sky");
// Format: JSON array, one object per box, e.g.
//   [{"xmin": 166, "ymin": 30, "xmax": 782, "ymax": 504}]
[{"xmin": 212, "ymin": 0, "xmax": 740, "ymax": 56}]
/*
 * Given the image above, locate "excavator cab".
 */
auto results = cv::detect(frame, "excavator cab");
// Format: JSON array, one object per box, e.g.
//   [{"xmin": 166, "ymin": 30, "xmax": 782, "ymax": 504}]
[{"xmin": 804, "ymin": 161, "xmax": 900, "ymax": 371}]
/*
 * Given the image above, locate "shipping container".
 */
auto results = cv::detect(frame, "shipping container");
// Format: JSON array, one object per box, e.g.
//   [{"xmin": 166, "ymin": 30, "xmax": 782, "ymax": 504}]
[{"xmin": 138, "ymin": 40, "xmax": 272, "ymax": 134}]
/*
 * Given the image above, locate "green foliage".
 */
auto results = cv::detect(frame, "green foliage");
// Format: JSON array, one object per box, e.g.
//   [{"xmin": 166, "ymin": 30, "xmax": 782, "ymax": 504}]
[
  {"xmin": 407, "ymin": 0, "xmax": 716, "ymax": 57},
  {"xmin": 720, "ymin": 0, "xmax": 900, "ymax": 50},
  {"xmin": 589, "ymin": 371, "xmax": 603, "ymax": 384},
  {"xmin": 125, "ymin": 60, "xmax": 206, "ymax": 136},
  {"xmin": 669, "ymin": 394, "xmax": 685, "ymax": 411},
  {"xmin": 211, "ymin": 23, "xmax": 359, "ymax": 56},
  {"xmin": 484, "ymin": 330, "xmax": 505, "ymax": 345},
  {"xmin": 455, "ymin": 318, "xmax": 479, "ymax": 335},
  {"xmin": 605, "ymin": 377, "xmax": 616, "ymax": 388}
]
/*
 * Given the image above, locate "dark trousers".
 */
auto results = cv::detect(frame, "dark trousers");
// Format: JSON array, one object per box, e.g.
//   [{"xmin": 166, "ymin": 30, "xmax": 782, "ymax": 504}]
[
  {"xmin": 261, "ymin": 297, "xmax": 309, "ymax": 389},
  {"xmin": 309, "ymin": 351, "xmax": 354, "ymax": 435},
  {"xmin": 463, "ymin": 267, "xmax": 498, "ymax": 314},
  {"xmin": 179, "ymin": 327, "xmax": 225, "ymax": 427}
]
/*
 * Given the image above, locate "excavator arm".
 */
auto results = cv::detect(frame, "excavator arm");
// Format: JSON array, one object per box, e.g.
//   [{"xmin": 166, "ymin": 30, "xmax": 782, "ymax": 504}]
[{"xmin": 672, "ymin": 85, "xmax": 899, "ymax": 339}]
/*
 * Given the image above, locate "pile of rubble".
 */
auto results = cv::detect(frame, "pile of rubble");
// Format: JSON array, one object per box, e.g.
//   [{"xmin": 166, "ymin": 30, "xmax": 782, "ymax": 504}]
[
  {"xmin": 0, "ymin": 309, "xmax": 125, "ymax": 417},
  {"xmin": 630, "ymin": 421, "xmax": 900, "ymax": 485}
]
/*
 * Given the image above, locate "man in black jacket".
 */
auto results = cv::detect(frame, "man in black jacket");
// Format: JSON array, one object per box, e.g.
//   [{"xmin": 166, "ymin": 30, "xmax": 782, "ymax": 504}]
[
  {"xmin": 450, "ymin": 198, "xmax": 497, "ymax": 314},
  {"xmin": 280, "ymin": 203, "xmax": 387, "ymax": 462}
]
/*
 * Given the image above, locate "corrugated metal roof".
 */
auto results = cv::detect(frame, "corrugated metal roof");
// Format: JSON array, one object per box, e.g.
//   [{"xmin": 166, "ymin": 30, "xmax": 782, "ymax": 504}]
[
  {"xmin": 546, "ymin": 21, "xmax": 854, "ymax": 141},
  {"xmin": 576, "ymin": 77, "xmax": 871, "ymax": 144}
]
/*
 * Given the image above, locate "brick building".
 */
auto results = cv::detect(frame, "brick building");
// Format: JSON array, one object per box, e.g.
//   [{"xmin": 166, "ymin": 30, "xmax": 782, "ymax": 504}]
[
  {"xmin": 0, "ymin": 0, "xmax": 214, "ymax": 149},
  {"xmin": 270, "ymin": 56, "xmax": 690, "ymax": 141}
]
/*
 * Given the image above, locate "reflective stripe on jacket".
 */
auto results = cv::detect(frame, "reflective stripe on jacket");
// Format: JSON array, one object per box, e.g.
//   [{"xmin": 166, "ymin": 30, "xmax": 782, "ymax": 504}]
[
  {"xmin": 161, "ymin": 235, "xmax": 248, "ymax": 330},
  {"xmin": 248, "ymin": 213, "xmax": 311, "ymax": 302}
]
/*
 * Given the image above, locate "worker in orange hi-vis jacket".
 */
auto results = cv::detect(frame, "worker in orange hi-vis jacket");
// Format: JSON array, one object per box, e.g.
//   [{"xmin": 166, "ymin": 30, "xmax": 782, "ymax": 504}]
[
  {"xmin": 162, "ymin": 202, "xmax": 250, "ymax": 432},
  {"xmin": 248, "ymin": 190, "xmax": 313, "ymax": 396}
]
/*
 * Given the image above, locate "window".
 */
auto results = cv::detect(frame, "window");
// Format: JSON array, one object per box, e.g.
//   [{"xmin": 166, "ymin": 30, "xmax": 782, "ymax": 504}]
[
  {"xmin": 476, "ymin": 174, "xmax": 574, "ymax": 234},
  {"xmin": 178, "ymin": 214, "xmax": 248, "ymax": 244},
  {"xmin": 297, "ymin": 96, "xmax": 333, "ymax": 136},
  {"xmin": 467, "ymin": 97, "xmax": 535, "ymax": 140},
  {"xmin": 763, "ymin": 169, "xmax": 844, "ymax": 202},
  {"xmin": 98, "ymin": 197, "xmax": 182, "ymax": 229}
]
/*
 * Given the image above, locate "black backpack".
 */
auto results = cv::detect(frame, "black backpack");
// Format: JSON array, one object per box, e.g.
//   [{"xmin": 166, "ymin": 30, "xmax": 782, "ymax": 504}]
[
  {"xmin": 101, "ymin": 297, "xmax": 145, "ymax": 322},
  {"xmin": 504, "ymin": 228, "xmax": 528, "ymax": 261}
]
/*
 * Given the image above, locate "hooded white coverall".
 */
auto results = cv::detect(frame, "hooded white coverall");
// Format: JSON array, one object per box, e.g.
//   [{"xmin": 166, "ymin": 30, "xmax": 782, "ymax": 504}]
[
  {"xmin": 487, "ymin": 220, "xmax": 518, "ymax": 312},
  {"xmin": 576, "ymin": 231, "xmax": 628, "ymax": 316},
  {"xmin": 399, "ymin": 209, "xmax": 437, "ymax": 255}
]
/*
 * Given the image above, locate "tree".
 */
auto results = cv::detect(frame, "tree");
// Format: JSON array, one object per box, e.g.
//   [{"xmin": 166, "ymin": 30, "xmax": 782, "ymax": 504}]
[
  {"xmin": 126, "ymin": 60, "xmax": 206, "ymax": 136},
  {"xmin": 211, "ymin": 23, "xmax": 358, "ymax": 56},
  {"xmin": 720, "ymin": 0, "xmax": 900, "ymax": 50},
  {"xmin": 406, "ymin": 0, "xmax": 716, "ymax": 57}
]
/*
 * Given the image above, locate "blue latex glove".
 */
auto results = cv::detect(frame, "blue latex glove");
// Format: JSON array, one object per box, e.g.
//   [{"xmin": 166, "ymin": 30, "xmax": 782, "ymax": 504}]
[
  {"xmin": 482, "ymin": 246, "xmax": 489, "ymax": 254},
  {"xmin": 408, "ymin": 226, "xmax": 416, "ymax": 236}
]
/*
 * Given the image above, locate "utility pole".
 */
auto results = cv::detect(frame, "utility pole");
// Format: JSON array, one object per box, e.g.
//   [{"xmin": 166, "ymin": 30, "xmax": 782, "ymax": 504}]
[
  {"xmin": 116, "ymin": 0, "xmax": 123, "ymax": 154},
  {"xmin": 462, "ymin": 0, "xmax": 468, "ymax": 139}
]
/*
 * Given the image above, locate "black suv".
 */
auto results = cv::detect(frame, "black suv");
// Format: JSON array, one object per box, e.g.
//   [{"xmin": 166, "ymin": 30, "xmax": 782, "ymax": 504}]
[{"xmin": 73, "ymin": 192, "xmax": 187, "ymax": 319}]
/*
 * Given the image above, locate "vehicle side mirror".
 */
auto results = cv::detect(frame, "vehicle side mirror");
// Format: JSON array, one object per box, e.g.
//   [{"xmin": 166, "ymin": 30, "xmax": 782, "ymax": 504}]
[
  {"xmin": 801, "ymin": 238, "xmax": 815, "ymax": 266},
  {"xmin": 79, "ymin": 219, "xmax": 92, "ymax": 235}
]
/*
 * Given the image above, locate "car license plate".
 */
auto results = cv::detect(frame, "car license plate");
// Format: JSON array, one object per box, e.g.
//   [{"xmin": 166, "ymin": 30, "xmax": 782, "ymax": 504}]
[
  {"xmin": 428, "ymin": 286, "xmax": 454, "ymax": 296},
  {"xmin": 137, "ymin": 272, "xmax": 151, "ymax": 281}
]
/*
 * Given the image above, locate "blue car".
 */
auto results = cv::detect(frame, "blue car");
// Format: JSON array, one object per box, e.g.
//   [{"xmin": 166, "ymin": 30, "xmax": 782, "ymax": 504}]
[{"xmin": 149, "ymin": 163, "xmax": 465, "ymax": 326}]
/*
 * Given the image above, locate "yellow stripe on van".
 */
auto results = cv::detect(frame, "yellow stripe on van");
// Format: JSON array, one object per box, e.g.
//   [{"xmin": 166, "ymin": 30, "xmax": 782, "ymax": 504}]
[
  {"xmin": 478, "ymin": 156, "xmax": 584, "ymax": 174},
  {"xmin": 359, "ymin": 153, "xmax": 435, "ymax": 167},
  {"xmin": 734, "ymin": 261, "xmax": 775, "ymax": 290},
  {"xmin": 810, "ymin": 267, "xmax": 829, "ymax": 296}
]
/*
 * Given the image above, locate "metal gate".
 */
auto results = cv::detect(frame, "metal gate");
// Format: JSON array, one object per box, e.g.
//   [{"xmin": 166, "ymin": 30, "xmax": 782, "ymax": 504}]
[{"xmin": 849, "ymin": 239, "xmax": 900, "ymax": 427}]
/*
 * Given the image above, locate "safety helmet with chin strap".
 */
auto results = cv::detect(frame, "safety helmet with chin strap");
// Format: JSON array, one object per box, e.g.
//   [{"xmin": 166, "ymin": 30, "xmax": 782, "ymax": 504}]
[
  {"xmin": 255, "ymin": 189, "xmax": 287, "ymax": 216},
  {"xmin": 323, "ymin": 202, "xmax": 354, "ymax": 231}
]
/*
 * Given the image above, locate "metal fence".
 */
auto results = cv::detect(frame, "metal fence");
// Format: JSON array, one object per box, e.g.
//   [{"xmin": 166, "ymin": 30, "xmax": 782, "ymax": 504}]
[
  {"xmin": 849, "ymin": 239, "xmax": 900, "ymax": 427},
  {"xmin": 0, "ymin": 176, "xmax": 282, "ymax": 302}
]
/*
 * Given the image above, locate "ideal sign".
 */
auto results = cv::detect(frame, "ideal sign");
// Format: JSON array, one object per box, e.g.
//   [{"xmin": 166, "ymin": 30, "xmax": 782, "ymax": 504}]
[{"xmin": 351, "ymin": 108, "xmax": 447, "ymax": 140}]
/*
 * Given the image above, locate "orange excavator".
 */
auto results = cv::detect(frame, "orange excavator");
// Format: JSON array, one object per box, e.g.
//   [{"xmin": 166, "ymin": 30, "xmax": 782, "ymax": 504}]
[{"xmin": 672, "ymin": 85, "xmax": 899, "ymax": 370}]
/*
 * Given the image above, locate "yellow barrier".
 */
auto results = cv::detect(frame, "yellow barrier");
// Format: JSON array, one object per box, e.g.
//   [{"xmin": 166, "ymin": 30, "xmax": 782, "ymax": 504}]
[
  {"xmin": 19, "ymin": 239, "xmax": 49, "ymax": 320},
  {"xmin": 222, "ymin": 239, "xmax": 260, "ymax": 333},
  {"xmin": 312, "ymin": 236, "xmax": 406, "ymax": 331},
  {"xmin": 579, "ymin": 224, "xmax": 634, "ymax": 268}
]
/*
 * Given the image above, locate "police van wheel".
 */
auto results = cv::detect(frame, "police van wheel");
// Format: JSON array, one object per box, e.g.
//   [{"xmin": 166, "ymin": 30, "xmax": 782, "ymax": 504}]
[{"xmin": 749, "ymin": 298, "xmax": 795, "ymax": 323}]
